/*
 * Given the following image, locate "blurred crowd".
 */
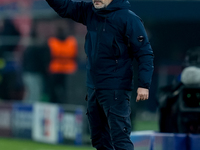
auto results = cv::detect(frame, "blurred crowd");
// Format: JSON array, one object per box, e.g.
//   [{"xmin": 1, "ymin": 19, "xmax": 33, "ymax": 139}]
[{"xmin": 0, "ymin": 15, "xmax": 88, "ymax": 104}]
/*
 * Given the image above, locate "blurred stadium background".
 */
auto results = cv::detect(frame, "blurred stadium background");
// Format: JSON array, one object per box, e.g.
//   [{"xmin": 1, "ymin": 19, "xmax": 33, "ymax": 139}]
[{"xmin": 0, "ymin": 0, "xmax": 200, "ymax": 150}]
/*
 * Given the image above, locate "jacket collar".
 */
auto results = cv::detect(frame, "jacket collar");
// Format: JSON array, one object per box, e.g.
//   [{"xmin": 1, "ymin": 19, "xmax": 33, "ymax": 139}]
[{"xmin": 92, "ymin": 0, "xmax": 130, "ymax": 17}]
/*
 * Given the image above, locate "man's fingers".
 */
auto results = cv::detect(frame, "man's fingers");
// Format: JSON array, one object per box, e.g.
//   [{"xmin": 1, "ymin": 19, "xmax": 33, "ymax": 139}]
[
  {"xmin": 136, "ymin": 94, "xmax": 149, "ymax": 102},
  {"xmin": 136, "ymin": 87, "xmax": 149, "ymax": 102},
  {"xmin": 136, "ymin": 94, "xmax": 143, "ymax": 102},
  {"xmin": 136, "ymin": 95, "xmax": 140, "ymax": 102},
  {"xmin": 143, "ymin": 94, "xmax": 148, "ymax": 100},
  {"xmin": 140, "ymin": 94, "xmax": 144, "ymax": 100},
  {"xmin": 142, "ymin": 94, "xmax": 147, "ymax": 100}
]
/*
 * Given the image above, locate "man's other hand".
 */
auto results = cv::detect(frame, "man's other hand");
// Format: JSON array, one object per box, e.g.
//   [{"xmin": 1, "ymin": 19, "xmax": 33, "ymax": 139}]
[{"xmin": 136, "ymin": 87, "xmax": 149, "ymax": 102}]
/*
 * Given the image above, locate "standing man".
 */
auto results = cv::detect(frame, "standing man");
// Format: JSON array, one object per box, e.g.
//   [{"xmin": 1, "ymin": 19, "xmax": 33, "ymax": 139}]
[
  {"xmin": 46, "ymin": 0, "xmax": 154, "ymax": 149},
  {"xmin": 48, "ymin": 26, "xmax": 78, "ymax": 103}
]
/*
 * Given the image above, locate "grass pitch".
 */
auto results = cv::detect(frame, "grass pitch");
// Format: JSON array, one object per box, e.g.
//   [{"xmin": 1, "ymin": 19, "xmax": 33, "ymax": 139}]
[
  {"xmin": 0, "ymin": 138, "xmax": 95, "ymax": 150},
  {"xmin": 0, "ymin": 119, "xmax": 158, "ymax": 150}
]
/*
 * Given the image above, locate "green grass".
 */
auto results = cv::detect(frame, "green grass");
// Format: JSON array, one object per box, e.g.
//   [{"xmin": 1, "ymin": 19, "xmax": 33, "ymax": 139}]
[
  {"xmin": 0, "ymin": 138, "xmax": 95, "ymax": 150},
  {"xmin": 134, "ymin": 120, "xmax": 159, "ymax": 131},
  {"xmin": 0, "ymin": 120, "xmax": 158, "ymax": 150}
]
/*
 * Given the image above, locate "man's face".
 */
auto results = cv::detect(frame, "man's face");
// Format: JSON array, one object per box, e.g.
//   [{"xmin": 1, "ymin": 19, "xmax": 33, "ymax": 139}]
[{"xmin": 93, "ymin": 0, "xmax": 113, "ymax": 9}]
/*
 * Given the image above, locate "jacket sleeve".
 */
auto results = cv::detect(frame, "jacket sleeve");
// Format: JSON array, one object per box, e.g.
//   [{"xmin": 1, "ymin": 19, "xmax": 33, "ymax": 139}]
[
  {"xmin": 46, "ymin": 0, "xmax": 91, "ymax": 25},
  {"xmin": 126, "ymin": 14, "xmax": 154, "ymax": 89}
]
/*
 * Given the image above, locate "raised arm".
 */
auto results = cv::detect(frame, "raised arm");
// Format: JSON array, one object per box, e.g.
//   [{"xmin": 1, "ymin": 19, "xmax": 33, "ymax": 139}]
[{"xmin": 46, "ymin": 0, "xmax": 92, "ymax": 25}]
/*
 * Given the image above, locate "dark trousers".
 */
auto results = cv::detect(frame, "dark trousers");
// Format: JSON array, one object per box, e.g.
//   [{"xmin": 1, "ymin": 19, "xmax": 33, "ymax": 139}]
[
  {"xmin": 86, "ymin": 88, "xmax": 134, "ymax": 150},
  {"xmin": 49, "ymin": 74, "xmax": 67, "ymax": 103}
]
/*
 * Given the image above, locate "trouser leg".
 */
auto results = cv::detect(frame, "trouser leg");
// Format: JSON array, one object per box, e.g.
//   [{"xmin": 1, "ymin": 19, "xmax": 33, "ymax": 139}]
[
  {"xmin": 96, "ymin": 90, "xmax": 134, "ymax": 150},
  {"xmin": 108, "ymin": 113, "xmax": 133, "ymax": 150},
  {"xmin": 86, "ymin": 88, "xmax": 114, "ymax": 150}
]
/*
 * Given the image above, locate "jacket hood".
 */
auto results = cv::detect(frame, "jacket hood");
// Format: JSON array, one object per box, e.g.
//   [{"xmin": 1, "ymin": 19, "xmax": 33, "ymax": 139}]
[{"xmin": 92, "ymin": 0, "xmax": 130, "ymax": 17}]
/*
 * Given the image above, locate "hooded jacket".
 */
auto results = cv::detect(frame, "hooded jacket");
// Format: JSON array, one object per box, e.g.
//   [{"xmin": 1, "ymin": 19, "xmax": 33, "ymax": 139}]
[{"xmin": 46, "ymin": 0, "xmax": 154, "ymax": 90}]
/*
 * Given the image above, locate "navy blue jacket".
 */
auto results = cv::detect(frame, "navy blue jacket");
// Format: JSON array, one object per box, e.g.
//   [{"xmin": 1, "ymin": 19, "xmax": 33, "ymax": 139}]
[{"xmin": 46, "ymin": 0, "xmax": 154, "ymax": 90}]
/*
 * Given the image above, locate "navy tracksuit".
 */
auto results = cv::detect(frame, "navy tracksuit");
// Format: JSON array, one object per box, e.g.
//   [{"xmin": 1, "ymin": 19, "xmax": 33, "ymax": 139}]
[{"xmin": 46, "ymin": 0, "xmax": 154, "ymax": 149}]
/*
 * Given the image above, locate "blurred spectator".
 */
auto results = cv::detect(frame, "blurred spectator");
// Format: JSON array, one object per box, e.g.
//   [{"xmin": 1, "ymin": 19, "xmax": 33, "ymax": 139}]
[
  {"xmin": 48, "ymin": 26, "xmax": 78, "ymax": 104},
  {"xmin": 0, "ymin": 19, "xmax": 20, "ymax": 55},
  {"xmin": 0, "ymin": 19, "xmax": 24, "ymax": 101},
  {"xmin": 22, "ymin": 21, "xmax": 51, "ymax": 103}
]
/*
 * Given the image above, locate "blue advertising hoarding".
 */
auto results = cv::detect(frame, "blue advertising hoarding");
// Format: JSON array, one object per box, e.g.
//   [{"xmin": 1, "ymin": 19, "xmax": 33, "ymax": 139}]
[
  {"xmin": 12, "ymin": 103, "xmax": 33, "ymax": 139},
  {"xmin": 62, "ymin": 105, "xmax": 85, "ymax": 145}
]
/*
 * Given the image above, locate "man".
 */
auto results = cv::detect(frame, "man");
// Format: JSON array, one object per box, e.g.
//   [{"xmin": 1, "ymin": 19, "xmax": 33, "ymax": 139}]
[
  {"xmin": 48, "ymin": 26, "xmax": 78, "ymax": 103},
  {"xmin": 46, "ymin": 0, "xmax": 154, "ymax": 149}
]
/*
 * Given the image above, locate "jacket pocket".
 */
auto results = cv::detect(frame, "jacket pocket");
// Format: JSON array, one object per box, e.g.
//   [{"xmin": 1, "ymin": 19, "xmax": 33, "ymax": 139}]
[{"xmin": 109, "ymin": 90, "xmax": 131, "ymax": 118}]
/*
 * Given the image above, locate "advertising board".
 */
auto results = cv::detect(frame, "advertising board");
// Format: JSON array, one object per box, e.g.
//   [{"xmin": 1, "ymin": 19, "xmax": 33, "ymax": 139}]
[
  {"xmin": 12, "ymin": 103, "xmax": 33, "ymax": 139},
  {"xmin": 32, "ymin": 103, "xmax": 63, "ymax": 144},
  {"xmin": 62, "ymin": 105, "xmax": 84, "ymax": 145}
]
